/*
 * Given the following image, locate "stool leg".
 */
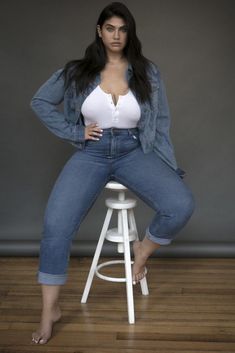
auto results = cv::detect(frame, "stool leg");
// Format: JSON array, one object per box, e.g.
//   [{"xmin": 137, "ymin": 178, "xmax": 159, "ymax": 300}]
[
  {"xmin": 81, "ymin": 208, "xmax": 113, "ymax": 303},
  {"xmin": 117, "ymin": 210, "xmax": 124, "ymax": 253},
  {"xmin": 122, "ymin": 209, "xmax": 135, "ymax": 324},
  {"xmin": 128, "ymin": 209, "xmax": 136, "ymax": 233},
  {"xmin": 129, "ymin": 209, "xmax": 149, "ymax": 296}
]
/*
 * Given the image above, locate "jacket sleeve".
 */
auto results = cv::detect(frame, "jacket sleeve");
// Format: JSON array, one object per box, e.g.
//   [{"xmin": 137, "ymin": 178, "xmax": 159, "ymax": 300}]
[
  {"xmin": 153, "ymin": 65, "xmax": 186, "ymax": 179},
  {"xmin": 30, "ymin": 68, "xmax": 85, "ymax": 144}
]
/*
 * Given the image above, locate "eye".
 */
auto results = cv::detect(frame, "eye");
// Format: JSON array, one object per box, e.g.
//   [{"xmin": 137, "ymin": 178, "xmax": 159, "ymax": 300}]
[{"xmin": 106, "ymin": 27, "xmax": 113, "ymax": 32}]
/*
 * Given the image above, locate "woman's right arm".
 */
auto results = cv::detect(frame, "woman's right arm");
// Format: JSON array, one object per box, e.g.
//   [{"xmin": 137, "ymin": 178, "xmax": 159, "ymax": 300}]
[{"xmin": 30, "ymin": 68, "xmax": 85, "ymax": 144}]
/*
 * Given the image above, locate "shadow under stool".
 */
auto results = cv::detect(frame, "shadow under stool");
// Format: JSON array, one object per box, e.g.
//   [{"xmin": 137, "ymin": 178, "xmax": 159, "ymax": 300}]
[{"xmin": 81, "ymin": 181, "xmax": 149, "ymax": 324}]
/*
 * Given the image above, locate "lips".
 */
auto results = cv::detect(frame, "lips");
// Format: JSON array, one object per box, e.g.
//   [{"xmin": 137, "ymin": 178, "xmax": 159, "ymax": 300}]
[{"xmin": 111, "ymin": 42, "xmax": 121, "ymax": 45}]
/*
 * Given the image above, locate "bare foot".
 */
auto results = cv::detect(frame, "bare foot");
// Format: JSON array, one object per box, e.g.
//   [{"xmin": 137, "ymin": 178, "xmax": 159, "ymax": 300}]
[
  {"xmin": 31, "ymin": 304, "xmax": 61, "ymax": 344},
  {"xmin": 132, "ymin": 240, "xmax": 148, "ymax": 285}
]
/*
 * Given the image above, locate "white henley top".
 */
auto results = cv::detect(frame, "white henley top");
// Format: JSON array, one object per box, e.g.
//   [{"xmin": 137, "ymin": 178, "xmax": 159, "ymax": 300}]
[{"xmin": 81, "ymin": 85, "xmax": 141, "ymax": 128}]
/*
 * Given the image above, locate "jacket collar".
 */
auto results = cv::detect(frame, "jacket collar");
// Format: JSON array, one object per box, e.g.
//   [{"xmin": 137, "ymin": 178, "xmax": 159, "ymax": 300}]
[{"xmin": 126, "ymin": 62, "xmax": 133, "ymax": 81}]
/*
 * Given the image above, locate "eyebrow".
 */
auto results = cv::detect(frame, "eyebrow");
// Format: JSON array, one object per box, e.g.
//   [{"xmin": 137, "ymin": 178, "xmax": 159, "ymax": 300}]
[{"xmin": 105, "ymin": 24, "xmax": 127, "ymax": 29}]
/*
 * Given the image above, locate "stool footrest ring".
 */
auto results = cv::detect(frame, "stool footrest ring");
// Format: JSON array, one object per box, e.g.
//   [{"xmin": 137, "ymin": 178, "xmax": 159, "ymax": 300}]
[{"xmin": 95, "ymin": 260, "xmax": 133, "ymax": 282}]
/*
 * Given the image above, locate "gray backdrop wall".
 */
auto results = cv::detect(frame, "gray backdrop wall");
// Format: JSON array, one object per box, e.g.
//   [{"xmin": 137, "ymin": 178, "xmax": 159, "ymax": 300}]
[{"xmin": 1, "ymin": 0, "xmax": 234, "ymax": 257}]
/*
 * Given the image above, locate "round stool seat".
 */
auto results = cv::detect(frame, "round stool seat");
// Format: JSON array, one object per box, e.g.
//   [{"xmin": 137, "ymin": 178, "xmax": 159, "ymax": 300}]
[
  {"xmin": 105, "ymin": 198, "xmax": 137, "ymax": 210},
  {"xmin": 105, "ymin": 181, "xmax": 127, "ymax": 190},
  {"xmin": 106, "ymin": 227, "xmax": 137, "ymax": 242}
]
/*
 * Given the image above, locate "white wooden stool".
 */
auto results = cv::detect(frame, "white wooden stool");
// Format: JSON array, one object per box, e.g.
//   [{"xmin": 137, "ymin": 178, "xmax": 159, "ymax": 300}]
[{"xmin": 81, "ymin": 181, "xmax": 149, "ymax": 324}]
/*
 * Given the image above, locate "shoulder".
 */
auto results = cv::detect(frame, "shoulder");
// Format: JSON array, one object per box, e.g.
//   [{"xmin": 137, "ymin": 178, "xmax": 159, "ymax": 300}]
[
  {"xmin": 50, "ymin": 67, "xmax": 65, "ymax": 81},
  {"xmin": 45, "ymin": 67, "xmax": 75, "ymax": 91},
  {"xmin": 53, "ymin": 64, "xmax": 77, "ymax": 90},
  {"xmin": 146, "ymin": 60, "xmax": 160, "ymax": 76},
  {"xmin": 148, "ymin": 60, "xmax": 158, "ymax": 72},
  {"xmin": 38, "ymin": 67, "xmax": 65, "ymax": 87}
]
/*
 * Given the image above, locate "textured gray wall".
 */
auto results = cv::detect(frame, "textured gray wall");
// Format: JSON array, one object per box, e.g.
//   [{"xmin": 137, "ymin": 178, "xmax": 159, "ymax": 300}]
[{"xmin": 1, "ymin": 0, "xmax": 234, "ymax": 256}]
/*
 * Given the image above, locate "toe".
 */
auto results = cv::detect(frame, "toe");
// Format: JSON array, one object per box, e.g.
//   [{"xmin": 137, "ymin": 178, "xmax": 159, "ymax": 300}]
[
  {"xmin": 32, "ymin": 338, "xmax": 39, "ymax": 344},
  {"xmin": 39, "ymin": 337, "xmax": 47, "ymax": 344},
  {"xmin": 132, "ymin": 270, "xmax": 136, "ymax": 284},
  {"xmin": 32, "ymin": 333, "xmax": 40, "ymax": 344},
  {"xmin": 132, "ymin": 274, "xmax": 136, "ymax": 285},
  {"xmin": 136, "ymin": 269, "xmax": 147, "ymax": 282}
]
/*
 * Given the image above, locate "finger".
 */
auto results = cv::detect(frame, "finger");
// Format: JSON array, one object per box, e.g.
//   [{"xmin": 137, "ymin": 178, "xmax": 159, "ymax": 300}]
[
  {"xmin": 87, "ymin": 132, "xmax": 100, "ymax": 140},
  {"xmin": 92, "ymin": 127, "xmax": 103, "ymax": 133},
  {"xmin": 88, "ymin": 123, "xmax": 103, "ymax": 131},
  {"xmin": 88, "ymin": 136, "xmax": 100, "ymax": 140},
  {"xmin": 87, "ymin": 129, "xmax": 103, "ymax": 137},
  {"xmin": 88, "ymin": 129, "xmax": 103, "ymax": 137}
]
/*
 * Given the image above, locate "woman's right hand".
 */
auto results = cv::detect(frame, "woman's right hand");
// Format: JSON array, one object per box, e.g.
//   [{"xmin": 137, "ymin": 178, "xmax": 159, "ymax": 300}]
[{"xmin": 85, "ymin": 123, "xmax": 103, "ymax": 140}]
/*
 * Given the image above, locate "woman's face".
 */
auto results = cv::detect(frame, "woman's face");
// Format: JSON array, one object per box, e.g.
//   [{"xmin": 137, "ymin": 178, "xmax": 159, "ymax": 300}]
[{"xmin": 97, "ymin": 16, "xmax": 128, "ymax": 54}]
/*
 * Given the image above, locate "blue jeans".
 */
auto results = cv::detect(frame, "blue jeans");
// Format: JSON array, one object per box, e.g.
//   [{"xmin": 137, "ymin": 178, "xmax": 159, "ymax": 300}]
[{"xmin": 38, "ymin": 128, "xmax": 195, "ymax": 285}]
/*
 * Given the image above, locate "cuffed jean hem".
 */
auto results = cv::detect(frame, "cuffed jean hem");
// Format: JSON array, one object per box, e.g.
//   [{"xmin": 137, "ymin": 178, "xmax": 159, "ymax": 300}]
[
  {"xmin": 37, "ymin": 271, "xmax": 67, "ymax": 285},
  {"xmin": 145, "ymin": 227, "xmax": 172, "ymax": 245}
]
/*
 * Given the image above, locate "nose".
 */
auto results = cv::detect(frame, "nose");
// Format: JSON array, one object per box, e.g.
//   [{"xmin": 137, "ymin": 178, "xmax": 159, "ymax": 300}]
[{"xmin": 114, "ymin": 29, "xmax": 120, "ymax": 39}]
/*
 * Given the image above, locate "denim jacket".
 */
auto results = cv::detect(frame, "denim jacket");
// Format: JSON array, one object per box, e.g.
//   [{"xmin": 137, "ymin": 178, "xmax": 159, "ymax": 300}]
[{"xmin": 30, "ymin": 62, "xmax": 185, "ymax": 178}]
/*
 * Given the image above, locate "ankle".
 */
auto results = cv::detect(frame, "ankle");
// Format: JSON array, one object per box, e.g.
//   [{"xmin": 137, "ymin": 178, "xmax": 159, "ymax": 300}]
[
  {"xmin": 141, "ymin": 236, "xmax": 161, "ymax": 258},
  {"xmin": 42, "ymin": 302, "xmax": 60, "ymax": 312},
  {"xmin": 138, "ymin": 241, "xmax": 149, "ymax": 260}
]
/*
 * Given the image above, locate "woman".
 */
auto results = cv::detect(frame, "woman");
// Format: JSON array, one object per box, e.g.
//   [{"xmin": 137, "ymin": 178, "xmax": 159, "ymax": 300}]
[{"xmin": 30, "ymin": 1, "xmax": 195, "ymax": 344}]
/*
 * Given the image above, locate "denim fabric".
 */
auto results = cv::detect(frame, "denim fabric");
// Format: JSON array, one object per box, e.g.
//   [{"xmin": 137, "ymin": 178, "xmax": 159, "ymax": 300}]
[
  {"xmin": 30, "ymin": 61, "xmax": 186, "ymax": 178},
  {"xmin": 37, "ymin": 128, "xmax": 195, "ymax": 285}
]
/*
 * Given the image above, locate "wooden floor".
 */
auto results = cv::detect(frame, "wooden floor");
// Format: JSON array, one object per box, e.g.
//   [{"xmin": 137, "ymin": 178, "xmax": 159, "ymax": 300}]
[{"xmin": 0, "ymin": 256, "xmax": 235, "ymax": 352}]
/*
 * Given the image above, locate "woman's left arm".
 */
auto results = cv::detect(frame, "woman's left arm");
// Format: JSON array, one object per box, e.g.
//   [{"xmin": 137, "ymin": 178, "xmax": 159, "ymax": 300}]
[{"xmin": 152, "ymin": 65, "xmax": 186, "ymax": 179}]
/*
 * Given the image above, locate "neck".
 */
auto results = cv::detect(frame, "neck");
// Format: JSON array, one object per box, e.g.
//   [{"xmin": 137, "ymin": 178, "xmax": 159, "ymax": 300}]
[{"xmin": 106, "ymin": 51, "xmax": 127, "ymax": 65}]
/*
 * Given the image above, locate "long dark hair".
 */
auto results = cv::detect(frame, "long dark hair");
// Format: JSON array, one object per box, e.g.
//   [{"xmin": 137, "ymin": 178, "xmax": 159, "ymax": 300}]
[{"xmin": 59, "ymin": 2, "xmax": 154, "ymax": 105}]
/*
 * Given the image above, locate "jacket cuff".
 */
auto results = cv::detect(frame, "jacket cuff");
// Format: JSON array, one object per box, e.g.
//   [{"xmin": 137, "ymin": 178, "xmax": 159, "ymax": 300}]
[{"xmin": 74, "ymin": 124, "xmax": 85, "ymax": 143}]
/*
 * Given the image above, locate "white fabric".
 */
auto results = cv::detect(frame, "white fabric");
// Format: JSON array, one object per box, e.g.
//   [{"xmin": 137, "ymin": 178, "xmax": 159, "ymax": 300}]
[{"xmin": 81, "ymin": 85, "xmax": 141, "ymax": 128}]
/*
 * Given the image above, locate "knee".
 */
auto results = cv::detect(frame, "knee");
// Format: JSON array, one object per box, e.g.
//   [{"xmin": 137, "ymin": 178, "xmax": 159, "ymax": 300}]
[
  {"xmin": 43, "ymin": 217, "xmax": 61, "ymax": 240},
  {"xmin": 43, "ymin": 212, "xmax": 72, "ymax": 240},
  {"xmin": 175, "ymin": 190, "xmax": 196, "ymax": 223}
]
